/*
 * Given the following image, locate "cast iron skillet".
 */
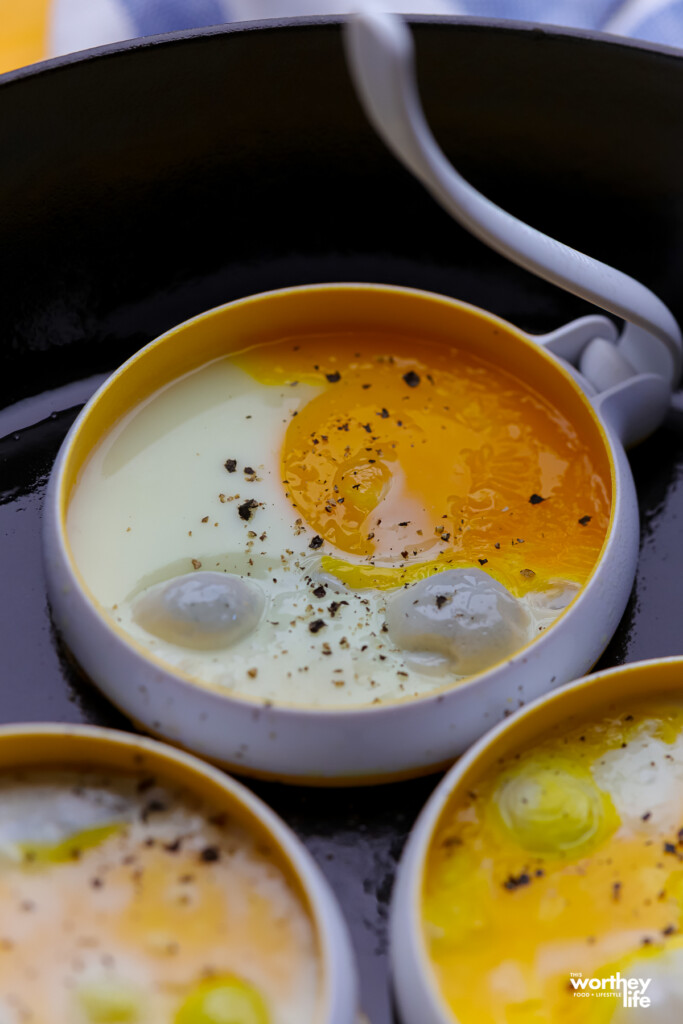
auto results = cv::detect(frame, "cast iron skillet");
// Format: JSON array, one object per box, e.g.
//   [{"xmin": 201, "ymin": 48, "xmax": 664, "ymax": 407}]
[{"xmin": 1, "ymin": 17, "xmax": 683, "ymax": 1022}]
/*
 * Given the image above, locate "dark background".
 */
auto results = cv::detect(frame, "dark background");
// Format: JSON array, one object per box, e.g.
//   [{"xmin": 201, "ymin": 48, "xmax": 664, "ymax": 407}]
[{"xmin": 1, "ymin": 19, "xmax": 682, "ymax": 1022}]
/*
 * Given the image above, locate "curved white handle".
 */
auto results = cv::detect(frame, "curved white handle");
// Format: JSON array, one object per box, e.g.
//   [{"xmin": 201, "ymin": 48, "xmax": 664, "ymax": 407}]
[{"xmin": 344, "ymin": 10, "xmax": 682, "ymax": 390}]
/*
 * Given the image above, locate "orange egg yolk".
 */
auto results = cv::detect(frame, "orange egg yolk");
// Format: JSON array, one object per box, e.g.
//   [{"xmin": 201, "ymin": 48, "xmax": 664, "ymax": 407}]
[{"xmin": 235, "ymin": 332, "xmax": 610, "ymax": 597}]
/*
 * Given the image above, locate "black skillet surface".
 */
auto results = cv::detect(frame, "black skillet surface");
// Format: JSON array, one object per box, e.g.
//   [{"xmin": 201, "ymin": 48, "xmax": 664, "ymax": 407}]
[{"xmin": 2, "ymin": 16, "xmax": 683, "ymax": 1022}]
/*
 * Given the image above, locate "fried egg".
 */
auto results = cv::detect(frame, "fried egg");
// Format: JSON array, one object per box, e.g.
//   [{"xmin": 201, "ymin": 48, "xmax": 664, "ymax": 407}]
[
  {"xmin": 0, "ymin": 770, "xmax": 319, "ymax": 1023},
  {"xmin": 66, "ymin": 331, "xmax": 609, "ymax": 706},
  {"xmin": 423, "ymin": 702, "xmax": 683, "ymax": 1023}
]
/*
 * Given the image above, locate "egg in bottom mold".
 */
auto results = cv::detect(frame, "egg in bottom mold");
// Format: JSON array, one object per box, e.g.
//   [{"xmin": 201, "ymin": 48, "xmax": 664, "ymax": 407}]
[
  {"xmin": 0, "ymin": 770, "xmax": 319, "ymax": 1024},
  {"xmin": 420, "ymin": 701, "xmax": 683, "ymax": 1024}
]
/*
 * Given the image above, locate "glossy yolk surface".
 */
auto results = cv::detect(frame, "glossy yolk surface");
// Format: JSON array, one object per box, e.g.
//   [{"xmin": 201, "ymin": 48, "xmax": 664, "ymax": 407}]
[
  {"xmin": 423, "ymin": 705, "xmax": 683, "ymax": 1024},
  {"xmin": 235, "ymin": 332, "xmax": 610, "ymax": 597},
  {"xmin": 175, "ymin": 976, "xmax": 270, "ymax": 1024}
]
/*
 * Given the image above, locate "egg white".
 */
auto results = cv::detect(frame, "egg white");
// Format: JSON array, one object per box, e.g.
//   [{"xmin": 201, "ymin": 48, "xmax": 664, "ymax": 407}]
[
  {"xmin": 591, "ymin": 721, "xmax": 683, "ymax": 835},
  {"xmin": 610, "ymin": 948, "xmax": 683, "ymax": 1022}
]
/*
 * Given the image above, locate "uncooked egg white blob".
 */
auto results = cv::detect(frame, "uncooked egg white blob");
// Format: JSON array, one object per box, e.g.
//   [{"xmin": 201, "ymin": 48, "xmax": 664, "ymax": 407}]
[{"xmin": 66, "ymin": 331, "xmax": 610, "ymax": 707}]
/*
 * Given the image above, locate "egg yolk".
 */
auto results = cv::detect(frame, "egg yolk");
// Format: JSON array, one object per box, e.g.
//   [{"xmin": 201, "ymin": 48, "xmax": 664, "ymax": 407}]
[
  {"xmin": 318, "ymin": 553, "xmax": 447, "ymax": 591},
  {"xmin": 18, "ymin": 822, "xmax": 122, "ymax": 864},
  {"xmin": 235, "ymin": 332, "xmax": 610, "ymax": 598},
  {"xmin": 175, "ymin": 976, "xmax": 269, "ymax": 1024},
  {"xmin": 423, "ymin": 704, "xmax": 683, "ymax": 1023},
  {"xmin": 493, "ymin": 758, "xmax": 618, "ymax": 856},
  {"xmin": 78, "ymin": 980, "xmax": 142, "ymax": 1022}
]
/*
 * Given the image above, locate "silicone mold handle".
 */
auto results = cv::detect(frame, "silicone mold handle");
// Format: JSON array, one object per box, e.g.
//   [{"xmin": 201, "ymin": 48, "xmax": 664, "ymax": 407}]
[{"xmin": 344, "ymin": 9, "xmax": 682, "ymax": 446}]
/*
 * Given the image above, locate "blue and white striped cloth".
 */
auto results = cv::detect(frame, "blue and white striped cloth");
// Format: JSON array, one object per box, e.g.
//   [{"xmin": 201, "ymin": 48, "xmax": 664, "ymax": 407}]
[{"xmin": 48, "ymin": 0, "xmax": 683, "ymax": 58}]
